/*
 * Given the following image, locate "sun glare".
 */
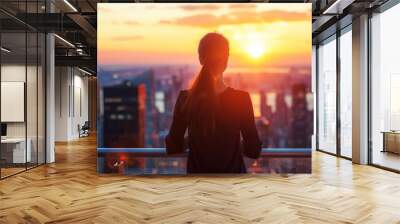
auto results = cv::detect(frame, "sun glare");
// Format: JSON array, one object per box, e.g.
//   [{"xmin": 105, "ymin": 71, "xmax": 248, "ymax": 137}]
[{"xmin": 245, "ymin": 41, "xmax": 266, "ymax": 59}]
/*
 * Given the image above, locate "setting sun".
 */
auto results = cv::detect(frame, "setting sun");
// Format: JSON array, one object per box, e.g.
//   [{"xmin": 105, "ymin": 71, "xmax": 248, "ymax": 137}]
[
  {"xmin": 245, "ymin": 41, "xmax": 266, "ymax": 59},
  {"xmin": 98, "ymin": 3, "xmax": 311, "ymax": 67}
]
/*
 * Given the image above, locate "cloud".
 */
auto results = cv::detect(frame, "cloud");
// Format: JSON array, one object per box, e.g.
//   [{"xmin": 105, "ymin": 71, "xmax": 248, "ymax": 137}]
[
  {"xmin": 98, "ymin": 6, "xmax": 112, "ymax": 13},
  {"xmin": 228, "ymin": 4, "xmax": 257, "ymax": 10},
  {"xmin": 124, "ymin": 21, "xmax": 140, "ymax": 26},
  {"xmin": 179, "ymin": 4, "xmax": 221, "ymax": 11},
  {"xmin": 111, "ymin": 35, "xmax": 143, "ymax": 41},
  {"xmin": 160, "ymin": 10, "xmax": 310, "ymax": 28},
  {"xmin": 108, "ymin": 20, "xmax": 140, "ymax": 26},
  {"xmin": 160, "ymin": 14, "xmax": 221, "ymax": 28}
]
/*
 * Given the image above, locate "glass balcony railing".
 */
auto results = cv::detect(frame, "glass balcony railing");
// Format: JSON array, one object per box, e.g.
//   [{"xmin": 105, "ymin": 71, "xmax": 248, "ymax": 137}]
[{"xmin": 97, "ymin": 148, "xmax": 312, "ymax": 175}]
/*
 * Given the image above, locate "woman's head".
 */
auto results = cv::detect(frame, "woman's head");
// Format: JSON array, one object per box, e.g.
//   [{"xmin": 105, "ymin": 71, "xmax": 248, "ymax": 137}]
[
  {"xmin": 198, "ymin": 32, "xmax": 229, "ymax": 76},
  {"xmin": 183, "ymin": 33, "xmax": 230, "ymax": 137}
]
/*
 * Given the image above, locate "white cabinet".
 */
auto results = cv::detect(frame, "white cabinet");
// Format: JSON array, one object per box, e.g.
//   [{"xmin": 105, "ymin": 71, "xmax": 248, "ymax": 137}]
[{"xmin": 1, "ymin": 138, "xmax": 32, "ymax": 163}]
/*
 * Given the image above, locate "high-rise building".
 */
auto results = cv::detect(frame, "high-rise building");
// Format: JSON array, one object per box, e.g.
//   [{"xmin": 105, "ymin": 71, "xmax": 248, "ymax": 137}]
[{"xmin": 103, "ymin": 82, "xmax": 146, "ymax": 147}]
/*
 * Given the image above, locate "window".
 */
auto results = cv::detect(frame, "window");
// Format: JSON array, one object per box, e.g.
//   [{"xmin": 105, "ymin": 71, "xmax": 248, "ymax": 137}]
[
  {"xmin": 371, "ymin": 4, "xmax": 400, "ymax": 171},
  {"xmin": 0, "ymin": 1, "xmax": 47, "ymax": 179},
  {"xmin": 339, "ymin": 28, "xmax": 352, "ymax": 158},
  {"xmin": 317, "ymin": 36, "xmax": 337, "ymax": 154}
]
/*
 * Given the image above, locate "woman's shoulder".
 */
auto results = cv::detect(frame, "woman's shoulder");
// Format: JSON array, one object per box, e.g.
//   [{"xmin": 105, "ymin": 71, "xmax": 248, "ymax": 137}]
[
  {"xmin": 178, "ymin": 88, "xmax": 249, "ymax": 98},
  {"xmin": 176, "ymin": 90, "xmax": 189, "ymax": 102},
  {"xmin": 179, "ymin": 90, "xmax": 189, "ymax": 95},
  {"xmin": 178, "ymin": 90, "xmax": 189, "ymax": 97},
  {"xmin": 226, "ymin": 87, "xmax": 250, "ymax": 98}
]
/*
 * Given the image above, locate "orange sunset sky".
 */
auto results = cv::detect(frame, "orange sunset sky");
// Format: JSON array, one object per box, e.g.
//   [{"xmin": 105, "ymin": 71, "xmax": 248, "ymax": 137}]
[{"xmin": 98, "ymin": 3, "xmax": 311, "ymax": 69}]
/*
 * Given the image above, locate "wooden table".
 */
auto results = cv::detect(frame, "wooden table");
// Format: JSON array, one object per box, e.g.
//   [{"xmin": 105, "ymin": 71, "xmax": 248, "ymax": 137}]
[{"xmin": 382, "ymin": 131, "xmax": 400, "ymax": 154}]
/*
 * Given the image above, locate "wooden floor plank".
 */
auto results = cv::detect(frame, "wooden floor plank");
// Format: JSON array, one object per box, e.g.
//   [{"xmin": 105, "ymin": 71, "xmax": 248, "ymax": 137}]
[{"xmin": 0, "ymin": 135, "xmax": 400, "ymax": 223}]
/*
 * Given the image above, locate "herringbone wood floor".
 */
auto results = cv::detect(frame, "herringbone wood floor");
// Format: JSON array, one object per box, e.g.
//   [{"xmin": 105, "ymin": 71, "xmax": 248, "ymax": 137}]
[{"xmin": 1, "ymin": 136, "xmax": 400, "ymax": 224}]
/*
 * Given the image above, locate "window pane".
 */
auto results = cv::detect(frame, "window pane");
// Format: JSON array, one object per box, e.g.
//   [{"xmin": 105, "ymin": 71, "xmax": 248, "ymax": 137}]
[
  {"xmin": 318, "ymin": 37, "xmax": 337, "ymax": 154},
  {"xmin": 371, "ymin": 5, "xmax": 400, "ymax": 171},
  {"xmin": 340, "ymin": 29, "xmax": 352, "ymax": 158},
  {"xmin": 1, "ymin": 30, "xmax": 28, "ymax": 177},
  {"xmin": 27, "ymin": 30, "xmax": 38, "ymax": 168}
]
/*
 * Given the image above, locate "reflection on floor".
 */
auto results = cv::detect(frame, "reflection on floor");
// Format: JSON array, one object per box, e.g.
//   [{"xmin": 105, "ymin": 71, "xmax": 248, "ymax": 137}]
[
  {"xmin": 373, "ymin": 150, "xmax": 400, "ymax": 171},
  {"xmin": 0, "ymin": 163, "xmax": 43, "ymax": 178},
  {"xmin": 0, "ymin": 167, "xmax": 25, "ymax": 178},
  {"xmin": 0, "ymin": 135, "xmax": 400, "ymax": 223}
]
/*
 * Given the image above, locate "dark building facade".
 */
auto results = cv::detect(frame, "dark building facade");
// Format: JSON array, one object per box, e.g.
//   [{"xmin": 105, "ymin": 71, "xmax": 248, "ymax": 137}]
[{"xmin": 103, "ymin": 81, "xmax": 146, "ymax": 148}]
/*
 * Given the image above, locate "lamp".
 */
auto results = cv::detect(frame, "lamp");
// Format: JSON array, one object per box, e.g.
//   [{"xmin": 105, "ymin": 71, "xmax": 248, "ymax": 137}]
[
  {"xmin": 54, "ymin": 34, "xmax": 75, "ymax": 48},
  {"xmin": 63, "ymin": 0, "xmax": 78, "ymax": 12},
  {"xmin": 1, "ymin": 47, "xmax": 11, "ymax": 53}
]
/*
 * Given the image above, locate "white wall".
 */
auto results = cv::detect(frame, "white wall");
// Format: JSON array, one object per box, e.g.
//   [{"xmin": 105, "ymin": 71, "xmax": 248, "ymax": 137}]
[
  {"xmin": 1, "ymin": 63, "xmax": 46, "ymax": 164},
  {"xmin": 55, "ymin": 67, "xmax": 70, "ymax": 141},
  {"xmin": 1, "ymin": 65, "xmax": 32, "ymax": 137},
  {"xmin": 72, "ymin": 73, "xmax": 89, "ymax": 138},
  {"xmin": 55, "ymin": 67, "xmax": 89, "ymax": 141}
]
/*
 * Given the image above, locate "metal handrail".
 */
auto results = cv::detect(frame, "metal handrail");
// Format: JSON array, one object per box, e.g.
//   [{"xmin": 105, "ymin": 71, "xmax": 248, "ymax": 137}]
[{"xmin": 97, "ymin": 148, "xmax": 312, "ymax": 158}]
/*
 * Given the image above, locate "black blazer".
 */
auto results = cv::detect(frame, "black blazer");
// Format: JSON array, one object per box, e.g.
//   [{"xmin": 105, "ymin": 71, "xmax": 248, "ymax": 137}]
[{"xmin": 165, "ymin": 87, "xmax": 262, "ymax": 173}]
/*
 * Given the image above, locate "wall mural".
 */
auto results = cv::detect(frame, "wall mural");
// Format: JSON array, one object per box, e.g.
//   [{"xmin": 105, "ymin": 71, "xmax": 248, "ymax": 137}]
[{"xmin": 97, "ymin": 3, "xmax": 312, "ymax": 174}]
